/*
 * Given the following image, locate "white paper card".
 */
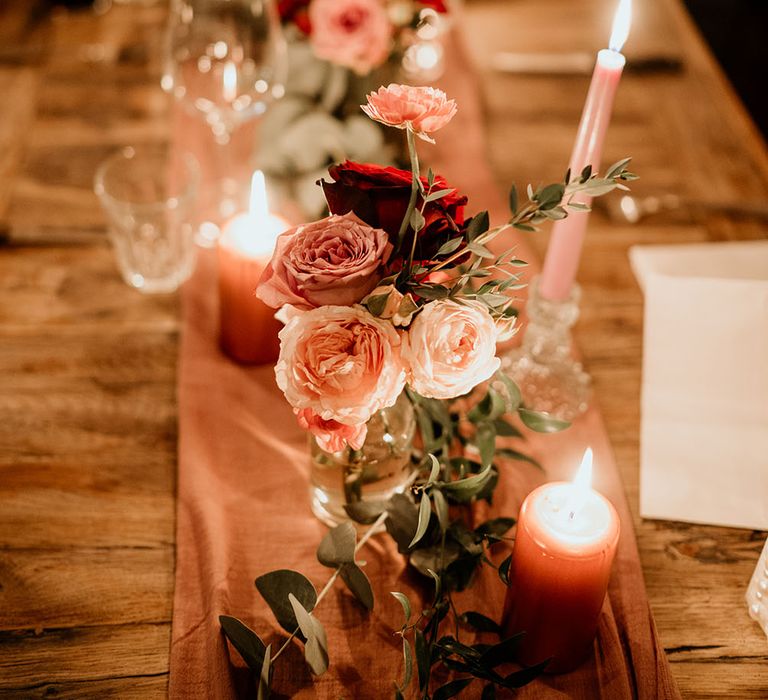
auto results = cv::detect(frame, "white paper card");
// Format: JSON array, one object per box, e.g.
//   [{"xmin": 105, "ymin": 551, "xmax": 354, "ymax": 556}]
[{"xmin": 630, "ymin": 241, "xmax": 768, "ymax": 530}]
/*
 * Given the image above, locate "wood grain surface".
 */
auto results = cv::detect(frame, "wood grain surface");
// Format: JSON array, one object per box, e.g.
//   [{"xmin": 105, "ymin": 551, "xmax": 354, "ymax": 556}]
[{"xmin": 0, "ymin": 0, "xmax": 765, "ymax": 698}]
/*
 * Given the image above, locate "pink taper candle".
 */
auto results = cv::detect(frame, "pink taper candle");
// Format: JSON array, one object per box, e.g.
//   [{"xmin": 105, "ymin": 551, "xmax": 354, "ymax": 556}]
[{"xmin": 539, "ymin": 0, "xmax": 631, "ymax": 301}]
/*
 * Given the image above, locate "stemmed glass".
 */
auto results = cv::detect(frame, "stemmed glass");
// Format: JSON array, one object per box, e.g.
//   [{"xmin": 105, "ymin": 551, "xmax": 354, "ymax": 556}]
[{"xmin": 162, "ymin": 0, "xmax": 286, "ymax": 241}]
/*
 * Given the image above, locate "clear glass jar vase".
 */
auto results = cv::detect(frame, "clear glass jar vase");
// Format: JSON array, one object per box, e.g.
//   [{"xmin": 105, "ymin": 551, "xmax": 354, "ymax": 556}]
[{"xmin": 309, "ymin": 392, "xmax": 416, "ymax": 527}]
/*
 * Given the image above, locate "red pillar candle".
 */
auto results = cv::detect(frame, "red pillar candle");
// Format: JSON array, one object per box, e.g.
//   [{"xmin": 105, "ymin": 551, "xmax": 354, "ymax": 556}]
[
  {"xmin": 218, "ymin": 171, "xmax": 288, "ymax": 365},
  {"xmin": 502, "ymin": 449, "xmax": 620, "ymax": 673}
]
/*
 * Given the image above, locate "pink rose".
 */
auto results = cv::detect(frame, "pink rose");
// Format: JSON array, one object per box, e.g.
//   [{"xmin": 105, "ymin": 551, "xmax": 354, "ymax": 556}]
[
  {"xmin": 257, "ymin": 212, "xmax": 392, "ymax": 310},
  {"xmin": 309, "ymin": 0, "xmax": 393, "ymax": 75},
  {"xmin": 276, "ymin": 305, "xmax": 406, "ymax": 429},
  {"xmin": 296, "ymin": 408, "xmax": 368, "ymax": 452},
  {"xmin": 361, "ymin": 84, "xmax": 457, "ymax": 142},
  {"xmin": 402, "ymin": 299, "xmax": 500, "ymax": 399}
]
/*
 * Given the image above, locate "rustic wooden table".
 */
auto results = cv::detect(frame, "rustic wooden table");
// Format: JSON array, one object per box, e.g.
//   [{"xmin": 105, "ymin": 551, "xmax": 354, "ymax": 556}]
[{"xmin": 0, "ymin": 0, "xmax": 766, "ymax": 697}]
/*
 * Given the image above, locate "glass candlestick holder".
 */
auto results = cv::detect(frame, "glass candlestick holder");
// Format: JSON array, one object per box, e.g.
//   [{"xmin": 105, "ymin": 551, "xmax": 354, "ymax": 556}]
[
  {"xmin": 502, "ymin": 276, "xmax": 591, "ymax": 421},
  {"xmin": 746, "ymin": 537, "xmax": 768, "ymax": 638}
]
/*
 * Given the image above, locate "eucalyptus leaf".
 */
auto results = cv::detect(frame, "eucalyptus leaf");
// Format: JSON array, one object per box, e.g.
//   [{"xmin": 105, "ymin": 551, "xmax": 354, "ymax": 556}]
[
  {"xmin": 366, "ymin": 293, "xmax": 389, "ymax": 317},
  {"xmin": 466, "ymin": 211, "xmax": 489, "ymax": 241},
  {"xmin": 344, "ymin": 499, "xmax": 387, "ymax": 524},
  {"xmin": 475, "ymin": 517, "xmax": 516, "ymax": 540},
  {"xmin": 461, "ymin": 611, "xmax": 502, "ymax": 635},
  {"xmin": 433, "ymin": 677, "xmax": 473, "ymax": 699},
  {"xmin": 501, "ymin": 659, "xmax": 550, "ymax": 688},
  {"xmin": 476, "ymin": 422, "xmax": 496, "ymax": 468},
  {"xmin": 509, "ymin": 184, "xmax": 518, "ymax": 214},
  {"xmin": 493, "ymin": 371, "xmax": 522, "ymax": 413},
  {"xmin": 498, "ymin": 554, "xmax": 512, "ymax": 586},
  {"xmin": 479, "ymin": 633, "xmax": 525, "ymax": 668},
  {"xmin": 437, "ymin": 237, "xmax": 463, "ymax": 256},
  {"xmin": 432, "ymin": 488, "xmax": 449, "ymax": 532},
  {"xmin": 425, "ymin": 187, "xmax": 456, "ymax": 202},
  {"xmin": 467, "ymin": 242, "xmax": 494, "ymax": 259},
  {"xmin": 340, "ymin": 562, "xmax": 374, "ymax": 611},
  {"xmin": 605, "ymin": 157, "xmax": 631, "ymax": 179},
  {"xmin": 219, "ymin": 615, "xmax": 267, "ymax": 671},
  {"xmin": 391, "ymin": 591, "xmax": 411, "ymax": 625},
  {"xmin": 441, "ymin": 464, "xmax": 494, "ymax": 501},
  {"xmin": 398, "ymin": 637, "xmax": 413, "ymax": 691},
  {"xmin": 257, "ymin": 644, "xmax": 271, "ymax": 700},
  {"xmin": 410, "ymin": 208, "xmax": 426, "ymax": 233},
  {"xmin": 518, "ymin": 408, "xmax": 570, "ymax": 433},
  {"xmin": 580, "ymin": 164, "xmax": 593, "ymax": 183},
  {"xmin": 255, "ymin": 570, "xmax": 317, "ymax": 634},
  {"xmin": 409, "ymin": 492, "xmax": 432, "ymax": 548},
  {"xmin": 288, "ymin": 593, "xmax": 329, "ymax": 676},
  {"xmin": 317, "ymin": 522, "xmax": 356, "ymax": 568},
  {"xmin": 427, "ymin": 453, "xmax": 441, "ymax": 484},
  {"xmin": 385, "ymin": 493, "xmax": 420, "ymax": 553},
  {"xmin": 415, "ymin": 628, "xmax": 430, "ymax": 692},
  {"xmin": 493, "ymin": 419, "xmax": 522, "ymax": 438}
]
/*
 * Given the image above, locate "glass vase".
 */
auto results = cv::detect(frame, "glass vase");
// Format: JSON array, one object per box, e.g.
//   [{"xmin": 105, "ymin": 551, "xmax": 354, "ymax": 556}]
[
  {"xmin": 502, "ymin": 276, "xmax": 591, "ymax": 421},
  {"xmin": 309, "ymin": 392, "xmax": 416, "ymax": 527}
]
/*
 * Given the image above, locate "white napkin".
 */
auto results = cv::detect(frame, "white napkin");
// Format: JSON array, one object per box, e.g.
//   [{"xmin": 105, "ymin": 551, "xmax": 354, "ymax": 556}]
[{"xmin": 629, "ymin": 241, "xmax": 768, "ymax": 530}]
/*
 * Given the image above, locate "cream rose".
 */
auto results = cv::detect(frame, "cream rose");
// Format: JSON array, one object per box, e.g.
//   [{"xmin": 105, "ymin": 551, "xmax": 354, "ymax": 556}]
[
  {"xmin": 402, "ymin": 299, "xmax": 500, "ymax": 399},
  {"xmin": 257, "ymin": 212, "xmax": 392, "ymax": 310},
  {"xmin": 309, "ymin": 0, "xmax": 393, "ymax": 75},
  {"xmin": 276, "ymin": 305, "xmax": 406, "ymax": 427}
]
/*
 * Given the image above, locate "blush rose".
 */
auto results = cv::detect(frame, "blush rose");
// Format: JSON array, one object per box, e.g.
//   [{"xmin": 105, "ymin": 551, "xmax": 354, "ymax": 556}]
[
  {"xmin": 275, "ymin": 305, "xmax": 406, "ymax": 429},
  {"xmin": 402, "ymin": 299, "xmax": 500, "ymax": 399},
  {"xmin": 309, "ymin": 0, "xmax": 393, "ymax": 75},
  {"xmin": 296, "ymin": 408, "xmax": 368, "ymax": 452},
  {"xmin": 256, "ymin": 212, "xmax": 392, "ymax": 310}
]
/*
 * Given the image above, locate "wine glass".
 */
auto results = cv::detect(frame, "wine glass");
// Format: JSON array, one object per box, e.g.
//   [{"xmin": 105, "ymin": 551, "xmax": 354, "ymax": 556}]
[{"xmin": 162, "ymin": 0, "xmax": 286, "ymax": 238}]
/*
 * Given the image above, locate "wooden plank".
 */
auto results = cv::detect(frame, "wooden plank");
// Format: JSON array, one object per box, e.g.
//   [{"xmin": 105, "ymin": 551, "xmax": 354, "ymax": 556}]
[
  {"xmin": 0, "ymin": 548, "xmax": 173, "ymax": 630},
  {"xmin": 0, "ymin": 623, "xmax": 171, "ymax": 690}
]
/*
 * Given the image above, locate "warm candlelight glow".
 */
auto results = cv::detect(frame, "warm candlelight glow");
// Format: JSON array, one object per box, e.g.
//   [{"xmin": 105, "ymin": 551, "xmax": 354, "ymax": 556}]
[
  {"xmin": 609, "ymin": 0, "xmax": 632, "ymax": 53},
  {"xmin": 566, "ymin": 448, "xmax": 594, "ymax": 521},
  {"xmin": 249, "ymin": 170, "xmax": 269, "ymax": 222},
  {"xmin": 222, "ymin": 170, "xmax": 287, "ymax": 259},
  {"xmin": 222, "ymin": 61, "xmax": 237, "ymax": 102}
]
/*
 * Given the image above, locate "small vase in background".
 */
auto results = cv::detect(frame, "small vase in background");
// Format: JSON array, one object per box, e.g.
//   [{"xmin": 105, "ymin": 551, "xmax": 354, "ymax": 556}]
[{"xmin": 309, "ymin": 392, "xmax": 416, "ymax": 526}]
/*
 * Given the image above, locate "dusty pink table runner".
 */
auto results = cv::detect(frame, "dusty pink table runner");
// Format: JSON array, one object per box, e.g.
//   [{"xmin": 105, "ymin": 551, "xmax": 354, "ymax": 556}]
[{"xmin": 168, "ymin": 32, "xmax": 681, "ymax": 700}]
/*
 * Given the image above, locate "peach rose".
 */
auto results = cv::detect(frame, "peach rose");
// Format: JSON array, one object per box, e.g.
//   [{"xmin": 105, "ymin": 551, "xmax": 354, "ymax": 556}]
[
  {"xmin": 361, "ymin": 84, "xmax": 457, "ymax": 142},
  {"xmin": 257, "ymin": 212, "xmax": 392, "ymax": 310},
  {"xmin": 309, "ymin": 0, "xmax": 393, "ymax": 75},
  {"xmin": 402, "ymin": 299, "xmax": 500, "ymax": 399},
  {"xmin": 276, "ymin": 305, "xmax": 406, "ymax": 428},
  {"xmin": 296, "ymin": 408, "xmax": 368, "ymax": 452}
]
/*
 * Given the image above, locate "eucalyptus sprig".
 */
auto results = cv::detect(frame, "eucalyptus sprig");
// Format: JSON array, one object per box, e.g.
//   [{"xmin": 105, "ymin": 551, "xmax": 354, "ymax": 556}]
[{"xmin": 220, "ymin": 371, "xmax": 570, "ymax": 697}]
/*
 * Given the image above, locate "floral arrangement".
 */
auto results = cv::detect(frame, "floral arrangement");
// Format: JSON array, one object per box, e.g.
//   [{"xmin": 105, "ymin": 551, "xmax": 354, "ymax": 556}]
[
  {"xmin": 221, "ymin": 84, "xmax": 636, "ymax": 697},
  {"xmin": 259, "ymin": 1, "xmax": 451, "ymax": 215}
]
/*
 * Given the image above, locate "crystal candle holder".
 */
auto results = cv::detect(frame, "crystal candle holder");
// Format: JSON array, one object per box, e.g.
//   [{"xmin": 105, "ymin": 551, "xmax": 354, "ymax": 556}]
[
  {"xmin": 502, "ymin": 276, "xmax": 591, "ymax": 421},
  {"xmin": 747, "ymin": 537, "xmax": 768, "ymax": 638}
]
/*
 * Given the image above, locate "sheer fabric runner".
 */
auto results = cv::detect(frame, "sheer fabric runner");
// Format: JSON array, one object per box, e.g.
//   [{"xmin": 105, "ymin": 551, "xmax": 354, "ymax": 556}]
[{"xmin": 169, "ymin": 32, "xmax": 681, "ymax": 700}]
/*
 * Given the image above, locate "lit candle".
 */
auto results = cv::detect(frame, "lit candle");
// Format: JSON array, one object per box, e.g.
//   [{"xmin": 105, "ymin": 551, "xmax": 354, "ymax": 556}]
[
  {"xmin": 222, "ymin": 61, "xmax": 237, "ymax": 103},
  {"xmin": 218, "ymin": 170, "xmax": 289, "ymax": 364},
  {"xmin": 502, "ymin": 449, "xmax": 620, "ymax": 673},
  {"xmin": 539, "ymin": 0, "xmax": 631, "ymax": 302}
]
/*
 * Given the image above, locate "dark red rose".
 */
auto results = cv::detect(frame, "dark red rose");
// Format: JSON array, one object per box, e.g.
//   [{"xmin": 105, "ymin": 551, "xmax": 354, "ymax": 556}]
[
  {"xmin": 321, "ymin": 161, "xmax": 467, "ymax": 263},
  {"xmin": 418, "ymin": 0, "xmax": 449, "ymax": 12},
  {"xmin": 278, "ymin": 0, "xmax": 312, "ymax": 34}
]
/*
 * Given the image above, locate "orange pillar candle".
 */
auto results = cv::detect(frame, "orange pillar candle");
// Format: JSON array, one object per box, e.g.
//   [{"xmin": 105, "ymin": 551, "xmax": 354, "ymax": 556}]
[
  {"xmin": 502, "ymin": 449, "xmax": 620, "ymax": 673},
  {"xmin": 218, "ymin": 171, "xmax": 289, "ymax": 365}
]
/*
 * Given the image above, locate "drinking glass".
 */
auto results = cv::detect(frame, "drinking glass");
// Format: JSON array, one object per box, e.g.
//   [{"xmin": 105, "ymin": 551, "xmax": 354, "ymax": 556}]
[
  {"xmin": 162, "ymin": 0, "xmax": 286, "ymax": 234},
  {"xmin": 94, "ymin": 146, "xmax": 200, "ymax": 293}
]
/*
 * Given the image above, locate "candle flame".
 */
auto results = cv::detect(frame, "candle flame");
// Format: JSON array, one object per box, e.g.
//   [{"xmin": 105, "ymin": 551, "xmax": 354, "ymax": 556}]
[
  {"xmin": 222, "ymin": 61, "xmax": 237, "ymax": 102},
  {"xmin": 609, "ymin": 0, "xmax": 632, "ymax": 53},
  {"xmin": 249, "ymin": 170, "xmax": 269, "ymax": 223},
  {"xmin": 566, "ymin": 448, "xmax": 594, "ymax": 521}
]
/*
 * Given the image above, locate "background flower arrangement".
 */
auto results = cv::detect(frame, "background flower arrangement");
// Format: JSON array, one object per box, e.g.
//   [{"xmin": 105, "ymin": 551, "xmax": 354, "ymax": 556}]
[
  {"xmin": 221, "ymin": 84, "xmax": 636, "ymax": 697},
  {"xmin": 259, "ymin": 0, "xmax": 451, "ymax": 216}
]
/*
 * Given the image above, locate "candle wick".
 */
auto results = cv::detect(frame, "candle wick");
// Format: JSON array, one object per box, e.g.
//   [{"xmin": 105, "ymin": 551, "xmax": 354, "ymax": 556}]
[{"xmin": 568, "ymin": 510, "xmax": 576, "ymax": 521}]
